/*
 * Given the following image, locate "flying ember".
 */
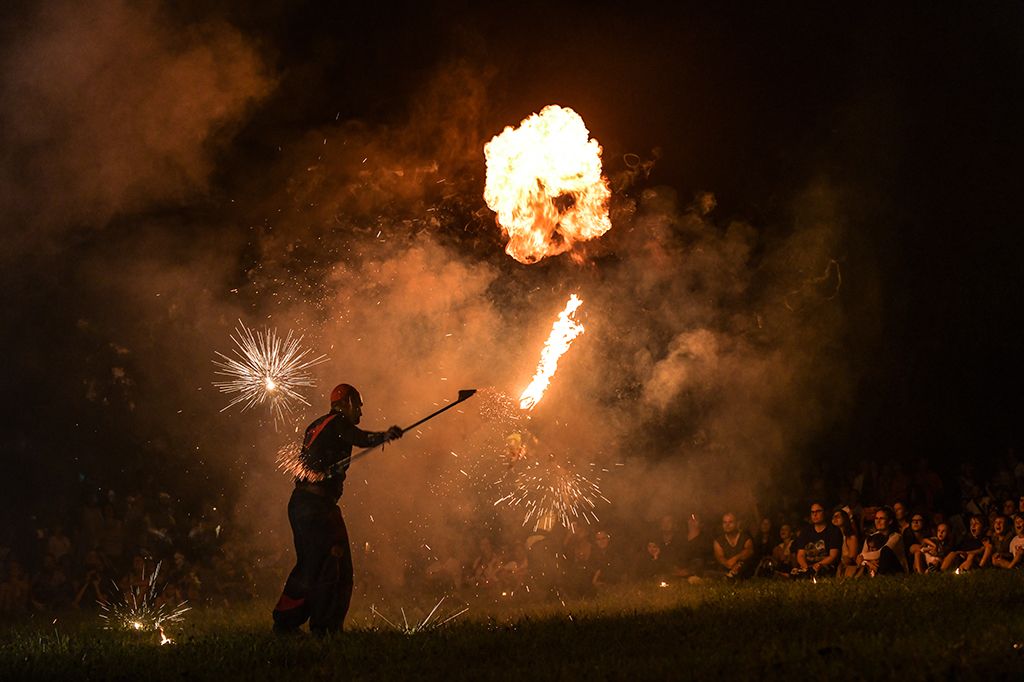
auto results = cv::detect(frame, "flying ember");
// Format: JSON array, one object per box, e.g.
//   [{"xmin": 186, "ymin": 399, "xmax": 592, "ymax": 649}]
[
  {"xmin": 519, "ymin": 295, "xmax": 585, "ymax": 411},
  {"xmin": 484, "ymin": 105, "xmax": 612, "ymax": 264},
  {"xmin": 212, "ymin": 320, "xmax": 328, "ymax": 426}
]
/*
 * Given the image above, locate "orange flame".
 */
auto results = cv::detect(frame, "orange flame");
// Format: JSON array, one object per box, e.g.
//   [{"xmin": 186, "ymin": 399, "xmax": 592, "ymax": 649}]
[
  {"xmin": 519, "ymin": 295, "xmax": 584, "ymax": 411},
  {"xmin": 484, "ymin": 106, "xmax": 611, "ymax": 264}
]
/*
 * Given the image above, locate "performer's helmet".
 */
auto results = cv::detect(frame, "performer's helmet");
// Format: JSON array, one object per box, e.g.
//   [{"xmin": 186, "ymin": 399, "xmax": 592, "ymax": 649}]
[{"xmin": 330, "ymin": 383, "xmax": 361, "ymax": 406}]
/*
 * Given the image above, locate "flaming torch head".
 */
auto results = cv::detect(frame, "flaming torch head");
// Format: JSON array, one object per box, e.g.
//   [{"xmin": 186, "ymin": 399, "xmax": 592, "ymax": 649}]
[
  {"xmin": 484, "ymin": 105, "xmax": 612, "ymax": 264},
  {"xmin": 519, "ymin": 294, "xmax": 585, "ymax": 411}
]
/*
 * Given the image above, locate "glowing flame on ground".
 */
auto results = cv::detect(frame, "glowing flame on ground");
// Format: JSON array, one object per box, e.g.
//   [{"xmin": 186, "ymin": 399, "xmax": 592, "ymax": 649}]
[
  {"xmin": 519, "ymin": 295, "xmax": 584, "ymax": 411},
  {"xmin": 484, "ymin": 105, "xmax": 611, "ymax": 264},
  {"xmin": 212, "ymin": 320, "xmax": 328, "ymax": 426}
]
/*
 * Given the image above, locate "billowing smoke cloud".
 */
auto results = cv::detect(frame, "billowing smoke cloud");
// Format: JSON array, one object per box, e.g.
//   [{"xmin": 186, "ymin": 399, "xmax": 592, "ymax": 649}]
[
  {"xmin": 1, "ymin": 3, "xmax": 859, "ymax": 599},
  {"xmin": 0, "ymin": 0, "xmax": 272, "ymax": 256}
]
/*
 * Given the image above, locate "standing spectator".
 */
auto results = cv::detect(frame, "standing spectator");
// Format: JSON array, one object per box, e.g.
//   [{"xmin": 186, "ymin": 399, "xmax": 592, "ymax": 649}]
[
  {"xmin": 793, "ymin": 503, "xmax": 842, "ymax": 578},
  {"xmin": 712, "ymin": 512, "xmax": 754, "ymax": 579}
]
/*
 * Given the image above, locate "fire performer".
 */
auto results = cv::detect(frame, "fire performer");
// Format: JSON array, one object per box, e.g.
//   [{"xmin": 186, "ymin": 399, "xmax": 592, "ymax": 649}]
[{"xmin": 272, "ymin": 383, "xmax": 402, "ymax": 636}]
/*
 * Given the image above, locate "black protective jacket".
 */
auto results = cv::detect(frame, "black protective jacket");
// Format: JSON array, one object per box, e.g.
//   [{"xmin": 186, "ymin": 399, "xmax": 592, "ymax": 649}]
[{"xmin": 295, "ymin": 412, "xmax": 390, "ymax": 500}]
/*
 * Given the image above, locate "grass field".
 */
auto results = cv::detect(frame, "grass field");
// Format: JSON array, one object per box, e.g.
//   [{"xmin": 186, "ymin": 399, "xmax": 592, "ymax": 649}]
[{"xmin": 3, "ymin": 572, "xmax": 1024, "ymax": 680}]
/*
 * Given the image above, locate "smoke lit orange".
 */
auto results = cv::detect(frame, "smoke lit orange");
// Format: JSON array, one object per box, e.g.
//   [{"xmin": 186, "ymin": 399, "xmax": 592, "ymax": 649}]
[
  {"xmin": 519, "ymin": 295, "xmax": 584, "ymax": 411},
  {"xmin": 484, "ymin": 106, "xmax": 611, "ymax": 264}
]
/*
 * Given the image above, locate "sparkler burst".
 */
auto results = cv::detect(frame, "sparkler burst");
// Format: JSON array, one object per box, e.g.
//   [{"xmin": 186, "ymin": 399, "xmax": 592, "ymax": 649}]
[
  {"xmin": 98, "ymin": 562, "xmax": 190, "ymax": 643},
  {"xmin": 275, "ymin": 440, "xmax": 326, "ymax": 481},
  {"xmin": 212, "ymin": 320, "xmax": 328, "ymax": 425},
  {"xmin": 494, "ymin": 455, "xmax": 610, "ymax": 532},
  {"xmin": 519, "ymin": 295, "xmax": 585, "ymax": 411},
  {"xmin": 370, "ymin": 596, "xmax": 468, "ymax": 634}
]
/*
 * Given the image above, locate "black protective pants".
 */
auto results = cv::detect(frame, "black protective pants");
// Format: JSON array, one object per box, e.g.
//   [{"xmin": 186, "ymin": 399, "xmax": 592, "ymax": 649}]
[{"xmin": 272, "ymin": 488, "xmax": 353, "ymax": 634}]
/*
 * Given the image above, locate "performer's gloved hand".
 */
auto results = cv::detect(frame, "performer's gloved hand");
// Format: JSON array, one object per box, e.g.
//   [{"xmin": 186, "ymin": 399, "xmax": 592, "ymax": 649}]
[{"xmin": 386, "ymin": 425, "xmax": 404, "ymax": 441}]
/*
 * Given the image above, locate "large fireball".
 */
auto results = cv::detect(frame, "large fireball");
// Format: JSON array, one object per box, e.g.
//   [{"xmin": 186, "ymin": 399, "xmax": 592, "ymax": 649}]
[{"xmin": 484, "ymin": 105, "xmax": 612, "ymax": 264}]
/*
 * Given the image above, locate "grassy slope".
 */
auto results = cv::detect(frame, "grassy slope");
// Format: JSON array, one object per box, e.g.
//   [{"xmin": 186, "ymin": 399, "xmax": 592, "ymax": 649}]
[{"xmin": 3, "ymin": 572, "xmax": 1024, "ymax": 680}]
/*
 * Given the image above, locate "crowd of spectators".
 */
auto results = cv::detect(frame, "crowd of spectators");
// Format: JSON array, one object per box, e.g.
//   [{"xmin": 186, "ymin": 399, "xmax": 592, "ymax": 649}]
[
  {"xmin": 3, "ymin": 451, "xmax": 1024, "ymax": 617},
  {"xmin": 0, "ymin": 488, "xmax": 259, "ymax": 616},
  {"xmin": 403, "ymin": 452, "xmax": 1024, "ymax": 598}
]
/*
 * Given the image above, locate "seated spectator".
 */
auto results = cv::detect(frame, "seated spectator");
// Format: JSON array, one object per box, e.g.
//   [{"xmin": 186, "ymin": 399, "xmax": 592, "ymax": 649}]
[
  {"xmin": 0, "ymin": 559, "xmax": 31, "ymax": 614},
  {"xmin": 656, "ymin": 515, "xmax": 684, "ymax": 574},
  {"xmin": 565, "ymin": 530, "xmax": 596, "ymax": 598},
  {"xmin": 469, "ymin": 538, "xmax": 501, "ymax": 588},
  {"xmin": 78, "ymin": 493, "xmax": 105, "ymax": 554},
  {"xmin": 904, "ymin": 513, "xmax": 929, "ymax": 574},
  {"xmin": 591, "ymin": 530, "xmax": 625, "ymax": 587},
  {"xmin": 831, "ymin": 508, "xmax": 860, "ymax": 577},
  {"xmin": 635, "ymin": 541, "xmax": 668, "ymax": 581},
  {"xmin": 771, "ymin": 524, "xmax": 796, "ymax": 574},
  {"xmin": 920, "ymin": 523, "xmax": 952, "ymax": 572},
  {"xmin": 942, "ymin": 514, "xmax": 987, "ymax": 572},
  {"xmin": 120, "ymin": 553, "xmax": 151, "ymax": 595},
  {"xmin": 792, "ymin": 503, "xmax": 842, "ymax": 578},
  {"xmin": 123, "ymin": 494, "xmax": 148, "ymax": 552},
  {"xmin": 993, "ymin": 515, "xmax": 1024, "ymax": 570},
  {"xmin": 72, "ymin": 549, "xmax": 114, "ymax": 609},
  {"xmin": 892, "ymin": 501, "xmax": 910, "ymax": 533},
  {"xmin": 752, "ymin": 518, "xmax": 774, "ymax": 562},
  {"xmin": 30, "ymin": 554, "xmax": 73, "ymax": 611},
  {"xmin": 675, "ymin": 513, "xmax": 714, "ymax": 578},
  {"xmin": 856, "ymin": 505, "xmax": 907, "ymax": 575},
  {"xmin": 982, "ymin": 515, "xmax": 1012, "ymax": 568},
  {"xmin": 46, "ymin": 524, "xmax": 72, "ymax": 570},
  {"xmin": 99, "ymin": 504, "xmax": 125, "ymax": 570},
  {"xmin": 494, "ymin": 542, "xmax": 528, "ymax": 592},
  {"xmin": 712, "ymin": 512, "xmax": 754, "ymax": 579}
]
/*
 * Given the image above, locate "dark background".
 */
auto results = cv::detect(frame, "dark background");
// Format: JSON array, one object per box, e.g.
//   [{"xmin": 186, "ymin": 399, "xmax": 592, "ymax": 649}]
[{"xmin": 2, "ymin": 2, "xmax": 1022, "ymax": 516}]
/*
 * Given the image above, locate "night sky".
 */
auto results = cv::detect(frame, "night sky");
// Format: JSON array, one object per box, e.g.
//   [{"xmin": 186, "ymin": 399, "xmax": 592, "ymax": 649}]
[{"xmin": 2, "ymin": 1, "xmax": 1022, "ymax": 524}]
